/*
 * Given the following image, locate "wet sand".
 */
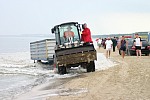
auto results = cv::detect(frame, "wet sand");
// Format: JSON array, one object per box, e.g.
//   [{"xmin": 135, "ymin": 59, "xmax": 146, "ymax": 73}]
[
  {"xmin": 15, "ymin": 77, "xmax": 77, "ymax": 100},
  {"xmin": 47, "ymin": 48, "xmax": 150, "ymax": 100}
]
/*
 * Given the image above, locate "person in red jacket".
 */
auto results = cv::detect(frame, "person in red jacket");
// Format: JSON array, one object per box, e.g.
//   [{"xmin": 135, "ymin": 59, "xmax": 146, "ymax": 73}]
[{"xmin": 81, "ymin": 23, "xmax": 93, "ymax": 43}]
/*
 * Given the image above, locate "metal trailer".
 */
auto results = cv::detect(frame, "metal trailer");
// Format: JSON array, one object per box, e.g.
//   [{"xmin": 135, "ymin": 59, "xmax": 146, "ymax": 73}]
[{"xmin": 30, "ymin": 39, "xmax": 56, "ymax": 63}]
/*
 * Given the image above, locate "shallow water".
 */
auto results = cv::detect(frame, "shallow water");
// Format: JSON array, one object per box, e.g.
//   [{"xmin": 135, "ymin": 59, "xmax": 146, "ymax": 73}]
[
  {"xmin": 0, "ymin": 74, "xmax": 39, "ymax": 100},
  {"xmin": 0, "ymin": 61, "xmax": 54, "ymax": 100},
  {"xmin": 0, "ymin": 65, "xmax": 81, "ymax": 100}
]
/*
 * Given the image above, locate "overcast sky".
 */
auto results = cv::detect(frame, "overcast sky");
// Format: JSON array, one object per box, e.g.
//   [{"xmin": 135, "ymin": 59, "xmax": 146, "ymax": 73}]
[{"xmin": 0, "ymin": 0, "xmax": 150, "ymax": 35}]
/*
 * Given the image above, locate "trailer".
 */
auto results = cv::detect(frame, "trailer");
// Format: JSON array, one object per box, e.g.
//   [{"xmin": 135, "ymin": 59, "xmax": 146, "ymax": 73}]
[{"xmin": 30, "ymin": 39, "xmax": 56, "ymax": 63}]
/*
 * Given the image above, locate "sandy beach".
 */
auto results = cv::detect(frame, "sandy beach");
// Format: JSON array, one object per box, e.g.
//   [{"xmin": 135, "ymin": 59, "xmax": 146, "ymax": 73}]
[{"xmin": 46, "ymin": 48, "xmax": 150, "ymax": 100}]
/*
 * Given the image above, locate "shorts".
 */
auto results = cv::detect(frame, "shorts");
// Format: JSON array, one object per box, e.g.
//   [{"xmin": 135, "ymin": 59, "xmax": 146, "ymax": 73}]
[
  {"xmin": 135, "ymin": 46, "xmax": 141, "ymax": 50},
  {"xmin": 120, "ymin": 46, "xmax": 126, "ymax": 51},
  {"xmin": 106, "ymin": 48, "xmax": 112, "ymax": 51}
]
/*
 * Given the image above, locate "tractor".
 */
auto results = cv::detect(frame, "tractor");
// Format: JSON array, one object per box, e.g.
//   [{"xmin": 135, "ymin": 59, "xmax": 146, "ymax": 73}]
[{"xmin": 51, "ymin": 22, "xmax": 97, "ymax": 74}]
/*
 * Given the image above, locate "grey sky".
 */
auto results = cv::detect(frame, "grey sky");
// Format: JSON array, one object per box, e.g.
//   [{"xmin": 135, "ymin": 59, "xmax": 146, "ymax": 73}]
[{"xmin": 0, "ymin": 0, "xmax": 150, "ymax": 35}]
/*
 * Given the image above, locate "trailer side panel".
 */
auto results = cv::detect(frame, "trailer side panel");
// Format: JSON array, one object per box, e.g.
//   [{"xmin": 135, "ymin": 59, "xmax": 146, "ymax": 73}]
[{"xmin": 30, "ymin": 39, "xmax": 55, "ymax": 61}]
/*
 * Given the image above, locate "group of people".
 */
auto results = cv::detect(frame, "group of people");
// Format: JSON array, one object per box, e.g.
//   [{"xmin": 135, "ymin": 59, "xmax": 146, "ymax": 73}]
[
  {"xmin": 97, "ymin": 33, "xmax": 142, "ymax": 59},
  {"xmin": 97, "ymin": 37, "xmax": 117, "ymax": 52}
]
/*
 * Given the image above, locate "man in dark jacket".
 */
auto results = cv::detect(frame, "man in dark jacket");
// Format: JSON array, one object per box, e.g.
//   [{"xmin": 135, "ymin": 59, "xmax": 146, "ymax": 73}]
[
  {"xmin": 81, "ymin": 23, "xmax": 93, "ymax": 44},
  {"xmin": 112, "ymin": 37, "xmax": 117, "ymax": 52}
]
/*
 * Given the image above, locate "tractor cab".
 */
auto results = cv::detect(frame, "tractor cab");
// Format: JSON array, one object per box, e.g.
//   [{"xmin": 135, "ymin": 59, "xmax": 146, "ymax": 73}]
[{"xmin": 51, "ymin": 22, "xmax": 82, "ymax": 48}]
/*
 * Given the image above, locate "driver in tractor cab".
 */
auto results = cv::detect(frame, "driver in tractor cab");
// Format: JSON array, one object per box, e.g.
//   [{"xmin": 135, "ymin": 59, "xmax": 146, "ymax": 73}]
[
  {"xmin": 63, "ymin": 26, "xmax": 74, "ymax": 43},
  {"xmin": 81, "ymin": 23, "xmax": 93, "ymax": 45}
]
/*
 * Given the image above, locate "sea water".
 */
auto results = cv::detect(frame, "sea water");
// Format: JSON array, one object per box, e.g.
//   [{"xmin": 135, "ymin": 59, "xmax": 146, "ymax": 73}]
[
  {"xmin": 0, "ymin": 35, "xmax": 55, "ymax": 100},
  {"xmin": 0, "ymin": 74, "xmax": 38, "ymax": 100},
  {"xmin": 0, "ymin": 35, "xmax": 83, "ymax": 100}
]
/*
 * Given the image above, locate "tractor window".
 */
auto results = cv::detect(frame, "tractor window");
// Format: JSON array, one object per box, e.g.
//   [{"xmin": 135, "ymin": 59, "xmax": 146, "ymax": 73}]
[{"xmin": 59, "ymin": 25, "xmax": 80, "ymax": 45}]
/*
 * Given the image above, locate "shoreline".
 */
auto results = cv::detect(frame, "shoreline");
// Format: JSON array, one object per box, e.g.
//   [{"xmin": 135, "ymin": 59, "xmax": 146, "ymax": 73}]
[{"xmin": 15, "ymin": 77, "xmax": 72, "ymax": 100}]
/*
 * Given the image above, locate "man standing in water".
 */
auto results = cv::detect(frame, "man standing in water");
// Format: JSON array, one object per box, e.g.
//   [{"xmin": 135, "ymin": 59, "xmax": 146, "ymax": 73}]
[
  {"xmin": 105, "ymin": 37, "xmax": 113, "ymax": 58},
  {"xmin": 134, "ymin": 33, "xmax": 142, "ymax": 58}
]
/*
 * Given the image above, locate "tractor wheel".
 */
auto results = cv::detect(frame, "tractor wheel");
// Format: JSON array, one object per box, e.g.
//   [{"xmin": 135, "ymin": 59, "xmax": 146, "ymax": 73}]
[
  {"xmin": 58, "ymin": 66, "xmax": 67, "ymax": 75},
  {"xmin": 86, "ymin": 64, "xmax": 91, "ymax": 72},
  {"xmin": 86, "ymin": 61, "xmax": 95, "ymax": 72},
  {"xmin": 90, "ymin": 61, "xmax": 95, "ymax": 72}
]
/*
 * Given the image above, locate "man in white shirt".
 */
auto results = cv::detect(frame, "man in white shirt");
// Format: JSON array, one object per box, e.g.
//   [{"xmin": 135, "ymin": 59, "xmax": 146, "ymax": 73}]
[
  {"xmin": 134, "ymin": 33, "xmax": 142, "ymax": 57},
  {"xmin": 105, "ymin": 37, "xmax": 113, "ymax": 58}
]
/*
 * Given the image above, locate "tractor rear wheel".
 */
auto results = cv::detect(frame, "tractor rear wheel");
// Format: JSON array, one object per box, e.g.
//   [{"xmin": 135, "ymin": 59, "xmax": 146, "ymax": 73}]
[{"xmin": 86, "ymin": 61, "xmax": 95, "ymax": 72}]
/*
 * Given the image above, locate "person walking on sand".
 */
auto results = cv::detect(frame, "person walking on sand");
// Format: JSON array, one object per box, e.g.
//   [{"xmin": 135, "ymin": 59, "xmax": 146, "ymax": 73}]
[
  {"xmin": 119, "ymin": 36, "xmax": 128, "ymax": 59},
  {"xmin": 134, "ymin": 33, "xmax": 142, "ymax": 58},
  {"xmin": 105, "ymin": 37, "xmax": 113, "ymax": 58}
]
